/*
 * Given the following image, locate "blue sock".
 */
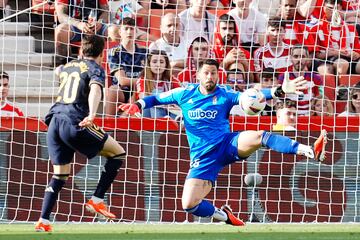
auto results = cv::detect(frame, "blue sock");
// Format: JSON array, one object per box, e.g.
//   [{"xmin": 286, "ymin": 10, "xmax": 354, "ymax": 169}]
[
  {"xmin": 40, "ymin": 178, "xmax": 66, "ymax": 220},
  {"xmin": 185, "ymin": 200, "xmax": 215, "ymax": 217},
  {"xmin": 261, "ymin": 131, "xmax": 299, "ymax": 154}
]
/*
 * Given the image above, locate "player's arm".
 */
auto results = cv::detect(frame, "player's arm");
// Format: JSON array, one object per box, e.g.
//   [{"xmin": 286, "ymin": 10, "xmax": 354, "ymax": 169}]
[
  {"xmin": 119, "ymin": 88, "xmax": 184, "ymax": 116},
  {"xmin": 79, "ymin": 83, "xmax": 102, "ymax": 127}
]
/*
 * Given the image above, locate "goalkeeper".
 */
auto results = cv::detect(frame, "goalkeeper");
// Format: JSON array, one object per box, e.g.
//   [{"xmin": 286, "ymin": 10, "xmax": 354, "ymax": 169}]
[
  {"xmin": 35, "ymin": 35, "xmax": 125, "ymax": 232},
  {"xmin": 120, "ymin": 58, "xmax": 327, "ymax": 226}
]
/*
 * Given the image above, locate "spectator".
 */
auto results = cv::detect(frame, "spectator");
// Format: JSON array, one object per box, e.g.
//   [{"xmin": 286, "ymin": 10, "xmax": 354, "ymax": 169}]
[
  {"xmin": 254, "ymin": 18, "xmax": 293, "ymax": 80},
  {"xmin": 54, "ymin": 0, "xmax": 113, "ymax": 65},
  {"xmin": 136, "ymin": 50, "xmax": 181, "ymax": 118},
  {"xmin": 107, "ymin": 0, "xmax": 157, "ymax": 43},
  {"xmin": 212, "ymin": 14, "xmax": 254, "ymax": 81},
  {"xmin": 179, "ymin": 0, "xmax": 216, "ymax": 44},
  {"xmin": 149, "ymin": 13, "xmax": 188, "ymax": 75},
  {"xmin": 273, "ymin": 100, "xmax": 297, "ymax": 131},
  {"xmin": 278, "ymin": 45, "xmax": 323, "ymax": 115},
  {"xmin": 279, "ymin": 0, "xmax": 317, "ymax": 53},
  {"xmin": 297, "ymin": 0, "xmax": 359, "ymax": 22},
  {"xmin": 226, "ymin": 65, "xmax": 247, "ymax": 92},
  {"xmin": 148, "ymin": 0, "xmax": 187, "ymax": 11},
  {"xmin": 313, "ymin": 0, "xmax": 360, "ymax": 76},
  {"xmin": 0, "ymin": 71, "xmax": 24, "ymax": 117},
  {"xmin": 259, "ymin": 68, "xmax": 280, "ymax": 116},
  {"xmin": 311, "ymin": 95, "xmax": 334, "ymax": 116},
  {"xmin": 297, "ymin": 0, "xmax": 324, "ymax": 20},
  {"xmin": 341, "ymin": 0, "xmax": 360, "ymax": 23},
  {"xmin": 338, "ymin": 82, "xmax": 360, "ymax": 116},
  {"xmin": 228, "ymin": 0, "xmax": 268, "ymax": 52},
  {"xmin": 178, "ymin": 37, "xmax": 227, "ymax": 84},
  {"xmin": 107, "ymin": 17, "xmax": 147, "ymax": 115}
]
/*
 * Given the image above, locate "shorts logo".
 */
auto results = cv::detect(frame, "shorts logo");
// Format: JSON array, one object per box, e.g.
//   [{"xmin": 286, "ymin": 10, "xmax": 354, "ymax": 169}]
[{"xmin": 188, "ymin": 108, "xmax": 217, "ymax": 119}]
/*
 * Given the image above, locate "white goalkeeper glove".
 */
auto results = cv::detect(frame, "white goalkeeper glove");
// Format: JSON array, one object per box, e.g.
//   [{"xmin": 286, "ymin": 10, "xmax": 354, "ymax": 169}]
[{"xmin": 272, "ymin": 71, "xmax": 308, "ymax": 97}]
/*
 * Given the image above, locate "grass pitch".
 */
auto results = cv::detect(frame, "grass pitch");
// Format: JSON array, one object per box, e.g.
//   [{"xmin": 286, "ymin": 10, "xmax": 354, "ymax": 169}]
[{"xmin": 1, "ymin": 223, "xmax": 360, "ymax": 240}]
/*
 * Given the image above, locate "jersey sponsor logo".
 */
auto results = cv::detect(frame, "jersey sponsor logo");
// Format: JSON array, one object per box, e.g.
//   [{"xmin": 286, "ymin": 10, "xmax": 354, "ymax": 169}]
[{"xmin": 188, "ymin": 108, "xmax": 217, "ymax": 119}]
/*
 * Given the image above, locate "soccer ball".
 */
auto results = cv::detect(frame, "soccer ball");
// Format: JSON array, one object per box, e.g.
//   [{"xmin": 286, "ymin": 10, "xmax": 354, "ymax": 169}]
[{"xmin": 240, "ymin": 88, "xmax": 266, "ymax": 115}]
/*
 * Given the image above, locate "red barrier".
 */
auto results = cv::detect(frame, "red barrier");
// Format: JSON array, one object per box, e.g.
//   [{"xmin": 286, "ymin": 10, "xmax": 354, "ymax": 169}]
[
  {"xmin": 1, "ymin": 117, "xmax": 359, "ymax": 222},
  {"xmin": 1, "ymin": 116, "xmax": 359, "ymax": 132}
]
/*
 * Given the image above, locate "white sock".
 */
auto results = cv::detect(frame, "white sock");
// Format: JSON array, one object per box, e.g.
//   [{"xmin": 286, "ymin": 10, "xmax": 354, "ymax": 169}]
[
  {"xmin": 91, "ymin": 196, "xmax": 103, "ymax": 204},
  {"xmin": 212, "ymin": 207, "xmax": 228, "ymax": 222},
  {"xmin": 297, "ymin": 144, "xmax": 314, "ymax": 158},
  {"xmin": 40, "ymin": 218, "xmax": 50, "ymax": 225}
]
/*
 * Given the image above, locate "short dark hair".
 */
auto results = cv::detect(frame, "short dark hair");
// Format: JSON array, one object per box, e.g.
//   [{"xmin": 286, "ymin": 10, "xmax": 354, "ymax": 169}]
[
  {"xmin": 262, "ymin": 68, "xmax": 277, "ymax": 78},
  {"xmin": 218, "ymin": 14, "xmax": 236, "ymax": 26},
  {"xmin": 0, "ymin": 71, "xmax": 9, "ymax": 80},
  {"xmin": 199, "ymin": 59, "xmax": 219, "ymax": 70},
  {"xmin": 121, "ymin": 17, "xmax": 136, "ymax": 27},
  {"xmin": 192, "ymin": 36, "xmax": 208, "ymax": 44},
  {"xmin": 267, "ymin": 17, "xmax": 285, "ymax": 29},
  {"xmin": 81, "ymin": 35, "xmax": 105, "ymax": 58}
]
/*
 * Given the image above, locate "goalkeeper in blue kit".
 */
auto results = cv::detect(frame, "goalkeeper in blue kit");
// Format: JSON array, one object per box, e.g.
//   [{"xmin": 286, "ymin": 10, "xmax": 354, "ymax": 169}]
[{"xmin": 120, "ymin": 59, "xmax": 327, "ymax": 226}]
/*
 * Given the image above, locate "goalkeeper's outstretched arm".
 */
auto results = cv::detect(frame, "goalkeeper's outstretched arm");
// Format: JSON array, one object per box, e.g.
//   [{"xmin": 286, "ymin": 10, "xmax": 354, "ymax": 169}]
[{"xmin": 119, "ymin": 88, "xmax": 183, "ymax": 116}]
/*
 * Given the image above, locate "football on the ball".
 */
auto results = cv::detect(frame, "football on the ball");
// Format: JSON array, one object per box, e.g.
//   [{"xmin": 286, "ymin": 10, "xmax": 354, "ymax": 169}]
[{"xmin": 240, "ymin": 88, "xmax": 266, "ymax": 115}]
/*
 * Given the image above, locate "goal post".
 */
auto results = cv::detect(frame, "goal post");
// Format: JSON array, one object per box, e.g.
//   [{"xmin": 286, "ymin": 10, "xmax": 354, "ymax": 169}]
[
  {"xmin": 1, "ymin": 0, "xmax": 360, "ymax": 225},
  {"xmin": 1, "ymin": 117, "xmax": 360, "ymax": 223}
]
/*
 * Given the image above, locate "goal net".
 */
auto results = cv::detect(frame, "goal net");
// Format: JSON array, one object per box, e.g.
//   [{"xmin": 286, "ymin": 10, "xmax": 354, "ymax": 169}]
[{"xmin": 0, "ymin": 0, "xmax": 360, "ymax": 224}]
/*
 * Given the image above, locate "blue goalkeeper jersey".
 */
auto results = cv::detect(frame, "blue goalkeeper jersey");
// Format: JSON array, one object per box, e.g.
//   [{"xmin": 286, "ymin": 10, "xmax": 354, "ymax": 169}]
[{"xmin": 142, "ymin": 84, "xmax": 273, "ymax": 160}]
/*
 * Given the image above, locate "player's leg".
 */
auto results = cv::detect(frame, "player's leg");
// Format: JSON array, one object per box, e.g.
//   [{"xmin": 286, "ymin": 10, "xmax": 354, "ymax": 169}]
[
  {"xmin": 36, "ymin": 117, "xmax": 74, "ymax": 232},
  {"xmin": 237, "ymin": 130, "xmax": 327, "ymax": 161},
  {"xmin": 85, "ymin": 132, "xmax": 126, "ymax": 219},
  {"xmin": 35, "ymin": 164, "xmax": 71, "ymax": 232},
  {"xmin": 182, "ymin": 178, "xmax": 219, "ymax": 219},
  {"xmin": 182, "ymin": 178, "xmax": 245, "ymax": 226}
]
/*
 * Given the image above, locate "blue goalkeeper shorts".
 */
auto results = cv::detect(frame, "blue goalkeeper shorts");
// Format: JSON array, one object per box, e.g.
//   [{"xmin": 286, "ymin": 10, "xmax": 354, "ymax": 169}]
[
  {"xmin": 186, "ymin": 132, "xmax": 247, "ymax": 185},
  {"xmin": 47, "ymin": 114, "xmax": 108, "ymax": 165}
]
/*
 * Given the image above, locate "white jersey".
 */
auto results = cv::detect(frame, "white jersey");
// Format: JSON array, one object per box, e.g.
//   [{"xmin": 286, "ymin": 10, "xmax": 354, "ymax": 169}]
[
  {"xmin": 228, "ymin": 7, "xmax": 268, "ymax": 44},
  {"xmin": 149, "ymin": 36, "xmax": 188, "ymax": 62},
  {"xmin": 179, "ymin": 9, "xmax": 216, "ymax": 44}
]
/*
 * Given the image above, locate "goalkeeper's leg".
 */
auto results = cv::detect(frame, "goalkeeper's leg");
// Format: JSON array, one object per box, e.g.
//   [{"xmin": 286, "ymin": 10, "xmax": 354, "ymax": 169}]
[
  {"xmin": 85, "ymin": 135, "xmax": 126, "ymax": 219},
  {"xmin": 237, "ymin": 130, "xmax": 327, "ymax": 162},
  {"xmin": 182, "ymin": 178, "xmax": 245, "ymax": 226}
]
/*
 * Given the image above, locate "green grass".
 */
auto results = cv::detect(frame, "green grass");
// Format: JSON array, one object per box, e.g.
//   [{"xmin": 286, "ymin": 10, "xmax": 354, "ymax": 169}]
[{"xmin": 1, "ymin": 223, "xmax": 360, "ymax": 240}]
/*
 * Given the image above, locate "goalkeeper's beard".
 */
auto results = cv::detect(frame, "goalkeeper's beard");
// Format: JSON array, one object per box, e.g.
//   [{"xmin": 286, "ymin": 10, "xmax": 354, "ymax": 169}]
[{"xmin": 203, "ymin": 81, "xmax": 216, "ymax": 92}]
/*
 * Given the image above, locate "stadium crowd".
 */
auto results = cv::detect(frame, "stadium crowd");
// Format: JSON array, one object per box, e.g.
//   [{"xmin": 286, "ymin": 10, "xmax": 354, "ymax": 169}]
[{"xmin": 2, "ymin": 0, "xmax": 360, "ymax": 118}]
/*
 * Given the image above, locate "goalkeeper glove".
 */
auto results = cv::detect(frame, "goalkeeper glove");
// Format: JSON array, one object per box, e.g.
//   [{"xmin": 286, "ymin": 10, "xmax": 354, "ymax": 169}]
[
  {"xmin": 273, "ymin": 71, "xmax": 308, "ymax": 97},
  {"xmin": 118, "ymin": 103, "xmax": 142, "ymax": 117}
]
